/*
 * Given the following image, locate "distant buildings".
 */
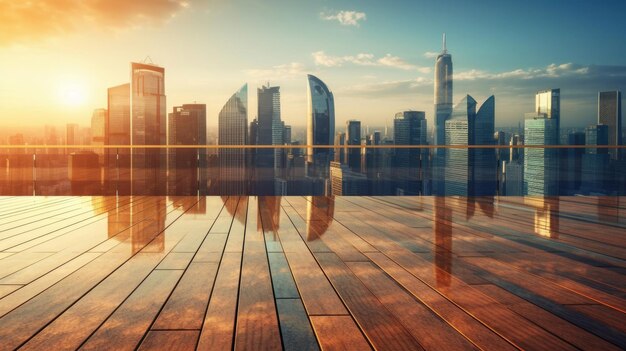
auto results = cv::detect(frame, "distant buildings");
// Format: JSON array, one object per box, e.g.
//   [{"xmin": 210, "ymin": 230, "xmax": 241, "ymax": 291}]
[
  {"xmin": 218, "ymin": 84, "xmax": 248, "ymax": 195},
  {"xmin": 524, "ymin": 114, "xmax": 559, "ymax": 195},
  {"xmin": 91, "ymin": 108, "xmax": 106, "ymax": 159},
  {"xmin": 345, "ymin": 120, "xmax": 361, "ymax": 172}
]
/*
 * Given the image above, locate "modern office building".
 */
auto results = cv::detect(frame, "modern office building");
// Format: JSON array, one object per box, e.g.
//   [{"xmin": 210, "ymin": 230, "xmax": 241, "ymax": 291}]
[
  {"xmin": 444, "ymin": 95, "xmax": 496, "ymax": 196},
  {"xmin": 535, "ymin": 88, "xmax": 560, "ymax": 142},
  {"xmin": 334, "ymin": 132, "xmax": 346, "ymax": 164},
  {"xmin": 582, "ymin": 124, "xmax": 610, "ymax": 194},
  {"xmin": 393, "ymin": 111, "xmax": 427, "ymax": 195},
  {"xmin": 306, "ymin": 74, "xmax": 335, "ymax": 177},
  {"xmin": 598, "ymin": 91, "xmax": 622, "ymax": 159},
  {"xmin": 91, "ymin": 108, "xmax": 106, "ymax": 161},
  {"xmin": 105, "ymin": 83, "xmax": 131, "ymax": 194},
  {"xmin": 524, "ymin": 113, "xmax": 559, "ymax": 195},
  {"xmin": 168, "ymin": 104, "xmax": 207, "ymax": 195},
  {"xmin": 129, "ymin": 62, "xmax": 167, "ymax": 195},
  {"xmin": 345, "ymin": 120, "xmax": 361, "ymax": 172},
  {"xmin": 218, "ymin": 84, "xmax": 248, "ymax": 195},
  {"xmin": 256, "ymin": 85, "xmax": 282, "ymax": 194}
]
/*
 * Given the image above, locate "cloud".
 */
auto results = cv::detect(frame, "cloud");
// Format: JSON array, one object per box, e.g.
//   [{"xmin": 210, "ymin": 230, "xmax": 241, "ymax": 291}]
[
  {"xmin": 454, "ymin": 62, "xmax": 602, "ymax": 81},
  {"xmin": 338, "ymin": 77, "xmax": 432, "ymax": 98},
  {"xmin": 0, "ymin": 0, "xmax": 192, "ymax": 46},
  {"xmin": 312, "ymin": 51, "xmax": 430, "ymax": 73},
  {"xmin": 244, "ymin": 62, "xmax": 308, "ymax": 80},
  {"xmin": 423, "ymin": 51, "xmax": 439, "ymax": 59},
  {"xmin": 320, "ymin": 10, "xmax": 366, "ymax": 27}
]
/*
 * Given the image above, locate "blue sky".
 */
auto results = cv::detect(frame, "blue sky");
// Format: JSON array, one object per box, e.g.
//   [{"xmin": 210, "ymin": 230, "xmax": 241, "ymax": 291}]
[{"xmin": 0, "ymin": 0, "xmax": 625, "ymax": 132}]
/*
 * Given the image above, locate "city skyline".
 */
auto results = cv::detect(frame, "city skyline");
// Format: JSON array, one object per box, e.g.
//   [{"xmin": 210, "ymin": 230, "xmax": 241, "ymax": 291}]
[{"xmin": 2, "ymin": 1, "xmax": 626, "ymax": 132}]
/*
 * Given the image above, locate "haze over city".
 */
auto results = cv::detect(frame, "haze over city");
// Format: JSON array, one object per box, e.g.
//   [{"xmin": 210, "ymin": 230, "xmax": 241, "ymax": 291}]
[{"xmin": 1, "ymin": 0, "xmax": 625, "ymax": 132}]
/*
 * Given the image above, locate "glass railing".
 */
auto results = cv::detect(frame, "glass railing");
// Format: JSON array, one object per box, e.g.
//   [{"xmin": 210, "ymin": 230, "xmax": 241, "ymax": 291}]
[{"xmin": 0, "ymin": 145, "xmax": 624, "ymax": 196}]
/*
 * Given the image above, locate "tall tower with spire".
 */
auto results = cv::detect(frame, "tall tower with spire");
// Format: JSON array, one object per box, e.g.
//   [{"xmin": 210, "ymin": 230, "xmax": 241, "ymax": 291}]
[{"xmin": 434, "ymin": 33, "xmax": 453, "ymax": 147}]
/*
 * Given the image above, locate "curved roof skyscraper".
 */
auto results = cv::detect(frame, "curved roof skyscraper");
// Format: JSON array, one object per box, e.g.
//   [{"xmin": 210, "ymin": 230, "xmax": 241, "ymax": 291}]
[
  {"xmin": 218, "ymin": 83, "xmax": 248, "ymax": 194},
  {"xmin": 306, "ymin": 74, "xmax": 335, "ymax": 177}
]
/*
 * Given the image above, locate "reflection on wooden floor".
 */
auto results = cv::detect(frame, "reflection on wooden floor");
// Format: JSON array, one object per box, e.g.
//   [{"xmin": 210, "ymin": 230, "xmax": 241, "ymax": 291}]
[{"xmin": 0, "ymin": 195, "xmax": 625, "ymax": 350}]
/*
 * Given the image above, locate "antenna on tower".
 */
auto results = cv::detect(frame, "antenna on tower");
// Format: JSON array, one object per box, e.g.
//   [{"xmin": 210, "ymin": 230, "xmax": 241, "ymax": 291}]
[
  {"xmin": 142, "ymin": 56, "xmax": 155, "ymax": 64},
  {"xmin": 442, "ymin": 33, "xmax": 447, "ymax": 54}
]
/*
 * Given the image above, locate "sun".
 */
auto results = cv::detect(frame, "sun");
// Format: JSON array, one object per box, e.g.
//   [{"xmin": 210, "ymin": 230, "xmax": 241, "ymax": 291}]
[{"xmin": 56, "ymin": 82, "xmax": 88, "ymax": 107}]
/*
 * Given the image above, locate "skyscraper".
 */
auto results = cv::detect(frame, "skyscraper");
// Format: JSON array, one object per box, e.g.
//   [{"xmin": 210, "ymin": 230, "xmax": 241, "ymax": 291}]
[
  {"xmin": 524, "ymin": 113, "xmax": 559, "ymax": 195},
  {"xmin": 434, "ymin": 34, "xmax": 453, "ymax": 195},
  {"xmin": 393, "ymin": 111, "xmax": 427, "ymax": 195},
  {"xmin": 91, "ymin": 108, "xmax": 106, "ymax": 161},
  {"xmin": 582, "ymin": 124, "xmax": 610, "ymax": 193},
  {"xmin": 434, "ymin": 33, "xmax": 453, "ymax": 146},
  {"xmin": 66, "ymin": 123, "xmax": 80, "ymax": 145},
  {"xmin": 306, "ymin": 74, "xmax": 335, "ymax": 177},
  {"xmin": 256, "ymin": 85, "xmax": 282, "ymax": 194},
  {"xmin": 345, "ymin": 120, "xmax": 361, "ymax": 172},
  {"xmin": 168, "ymin": 104, "xmax": 206, "ymax": 195},
  {"xmin": 105, "ymin": 83, "xmax": 130, "ymax": 194},
  {"xmin": 535, "ymin": 88, "xmax": 560, "ymax": 143},
  {"xmin": 130, "ymin": 62, "xmax": 166, "ymax": 195},
  {"xmin": 444, "ymin": 95, "xmax": 496, "ymax": 196},
  {"xmin": 218, "ymin": 84, "xmax": 248, "ymax": 195},
  {"xmin": 598, "ymin": 91, "xmax": 622, "ymax": 159}
]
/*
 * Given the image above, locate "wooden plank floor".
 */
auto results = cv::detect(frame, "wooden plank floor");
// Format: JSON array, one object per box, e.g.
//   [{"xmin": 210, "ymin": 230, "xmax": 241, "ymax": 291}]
[{"xmin": 0, "ymin": 195, "xmax": 625, "ymax": 350}]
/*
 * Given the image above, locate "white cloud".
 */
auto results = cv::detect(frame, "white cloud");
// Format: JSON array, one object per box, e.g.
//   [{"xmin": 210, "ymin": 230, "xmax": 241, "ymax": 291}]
[
  {"xmin": 320, "ymin": 10, "xmax": 366, "ymax": 27},
  {"xmin": 312, "ymin": 51, "xmax": 430, "ymax": 72},
  {"xmin": 455, "ymin": 62, "xmax": 593, "ymax": 81},
  {"xmin": 244, "ymin": 62, "xmax": 307, "ymax": 80},
  {"xmin": 423, "ymin": 51, "xmax": 439, "ymax": 59}
]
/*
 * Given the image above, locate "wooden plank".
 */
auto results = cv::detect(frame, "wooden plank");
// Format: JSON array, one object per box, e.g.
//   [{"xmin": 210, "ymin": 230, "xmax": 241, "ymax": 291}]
[
  {"xmin": 309, "ymin": 316, "xmax": 372, "ymax": 351},
  {"xmin": 80, "ymin": 269, "xmax": 183, "ymax": 351},
  {"xmin": 197, "ymin": 252, "xmax": 242, "ymax": 351},
  {"xmin": 268, "ymin": 252, "xmax": 299, "ymax": 299},
  {"xmin": 279, "ymin": 208, "xmax": 347, "ymax": 316},
  {"xmin": 475, "ymin": 284, "xmax": 621, "ymax": 351},
  {"xmin": 276, "ymin": 298, "xmax": 320, "ymax": 351},
  {"xmin": 315, "ymin": 252, "xmax": 423, "ymax": 351},
  {"xmin": 152, "ymin": 262, "xmax": 219, "ymax": 330},
  {"xmin": 234, "ymin": 196, "xmax": 281, "ymax": 351},
  {"xmin": 138, "ymin": 331, "xmax": 199, "ymax": 351},
  {"xmin": 348, "ymin": 261, "xmax": 478, "ymax": 351}
]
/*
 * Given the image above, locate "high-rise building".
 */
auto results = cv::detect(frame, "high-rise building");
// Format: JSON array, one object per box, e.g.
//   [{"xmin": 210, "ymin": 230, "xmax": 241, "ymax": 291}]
[
  {"xmin": 218, "ymin": 84, "xmax": 248, "ymax": 195},
  {"xmin": 393, "ymin": 111, "xmax": 427, "ymax": 195},
  {"xmin": 524, "ymin": 113, "xmax": 559, "ymax": 195},
  {"xmin": 330, "ymin": 161, "xmax": 368, "ymax": 195},
  {"xmin": 66, "ymin": 123, "xmax": 80, "ymax": 145},
  {"xmin": 130, "ymin": 62, "xmax": 166, "ymax": 195},
  {"xmin": 345, "ymin": 120, "xmax": 361, "ymax": 172},
  {"xmin": 168, "ymin": 104, "xmax": 207, "ymax": 195},
  {"xmin": 582, "ymin": 124, "xmax": 610, "ymax": 194},
  {"xmin": 444, "ymin": 95, "xmax": 496, "ymax": 196},
  {"xmin": 334, "ymin": 132, "xmax": 346, "ymax": 164},
  {"xmin": 535, "ymin": 89, "xmax": 560, "ymax": 143},
  {"xmin": 91, "ymin": 108, "xmax": 106, "ymax": 162},
  {"xmin": 105, "ymin": 83, "xmax": 130, "ymax": 194},
  {"xmin": 598, "ymin": 91, "xmax": 622, "ymax": 159},
  {"xmin": 306, "ymin": 74, "xmax": 335, "ymax": 178},
  {"xmin": 434, "ymin": 33, "xmax": 453, "ymax": 147},
  {"xmin": 255, "ymin": 85, "xmax": 282, "ymax": 194}
]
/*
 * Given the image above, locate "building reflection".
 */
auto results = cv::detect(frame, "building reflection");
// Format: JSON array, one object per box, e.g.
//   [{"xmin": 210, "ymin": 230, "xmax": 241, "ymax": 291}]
[
  {"xmin": 598, "ymin": 197, "xmax": 619, "ymax": 223},
  {"xmin": 258, "ymin": 196, "xmax": 281, "ymax": 233},
  {"xmin": 104, "ymin": 196, "xmax": 166, "ymax": 254},
  {"xmin": 462, "ymin": 196, "xmax": 495, "ymax": 221},
  {"xmin": 525, "ymin": 197, "xmax": 560, "ymax": 238},
  {"xmin": 433, "ymin": 197, "xmax": 452, "ymax": 288},
  {"xmin": 222, "ymin": 196, "xmax": 248, "ymax": 224},
  {"xmin": 305, "ymin": 196, "xmax": 335, "ymax": 241}
]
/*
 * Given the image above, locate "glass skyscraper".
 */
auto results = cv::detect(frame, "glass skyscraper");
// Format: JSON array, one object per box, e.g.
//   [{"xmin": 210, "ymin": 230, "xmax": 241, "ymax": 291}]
[
  {"xmin": 434, "ymin": 34, "xmax": 453, "ymax": 195},
  {"xmin": 345, "ymin": 120, "xmax": 361, "ymax": 172},
  {"xmin": 444, "ymin": 95, "xmax": 496, "ymax": 196},
  {"xmin": 168, "ymin": 104, "xmax": 207, "ymax": 195},
  {"xmin": 130, "ymin": 62, "xmax": 166, "ymax": 195},
  {"xmin": 598, "ymin": 91, "xmax": 622, "ymax": 159},
  {"xmin": 256, "ymin": 85, "xmax": 282, "ymax": 194},
  {"xmin": 306, "ymin": 74, "xmax": 335, "ymax": 178},
  {"xmin": 105, "ymin": 83, "xmax": 131, "ymax": 194},
  {"xmin": 535, "ymin": 88, "xmax": 560, "ymax": 143},
  {"xmin": 218, "ymin": 84, "xmax": 248, "ymax": 195},
  {"xmin": 393, "ymin": 111, "xmax": 427, "ymax": 195},
  {"xmin": 524, "ymin": 114, "xmax": 559, "ymax": 195}
]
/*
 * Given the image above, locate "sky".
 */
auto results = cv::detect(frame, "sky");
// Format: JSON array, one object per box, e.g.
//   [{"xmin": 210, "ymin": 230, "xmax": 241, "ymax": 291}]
[{"xmin": 1, "ymin": 0, "xmax": 625, "ymax": 135}]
